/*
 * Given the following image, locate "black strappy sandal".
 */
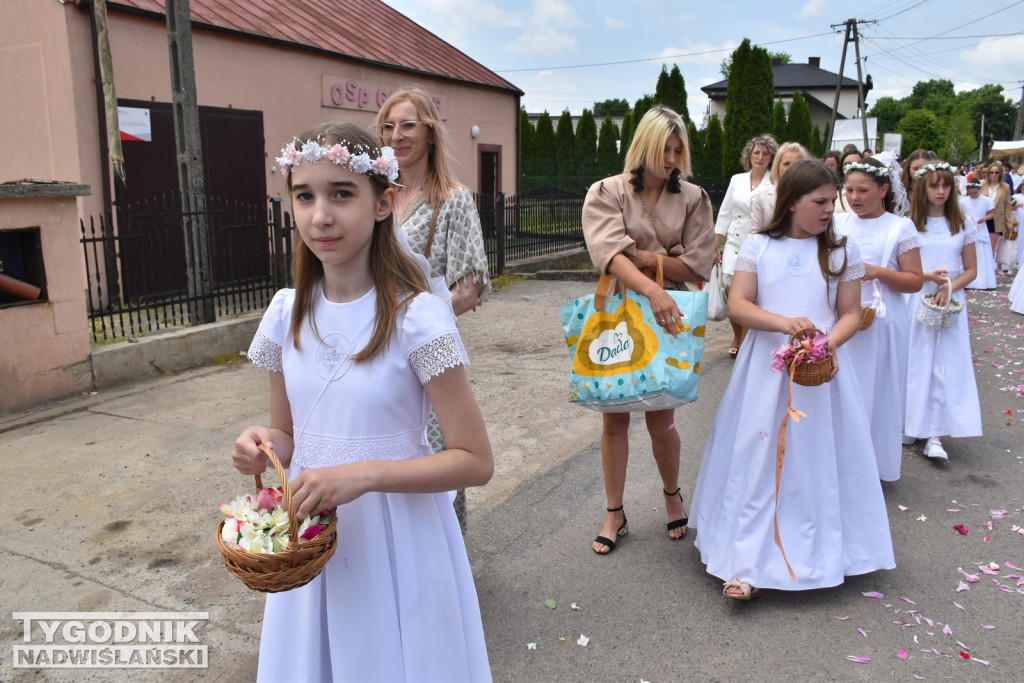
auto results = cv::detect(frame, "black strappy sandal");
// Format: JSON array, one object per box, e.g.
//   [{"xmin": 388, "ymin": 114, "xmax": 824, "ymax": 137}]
[
  {"xmin": 593, "ymin": 506, "xmax": 628, "ymax": 554},
  {"xmin": 664, "ymin": 488, "xmax": 688, "ymax": 539}
]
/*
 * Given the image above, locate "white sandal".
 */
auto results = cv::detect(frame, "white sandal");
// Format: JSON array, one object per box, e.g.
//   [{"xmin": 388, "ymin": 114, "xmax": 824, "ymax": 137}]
[{"xmin": 723, "ymin": 579, "xmax": 762, "ymax": 601}]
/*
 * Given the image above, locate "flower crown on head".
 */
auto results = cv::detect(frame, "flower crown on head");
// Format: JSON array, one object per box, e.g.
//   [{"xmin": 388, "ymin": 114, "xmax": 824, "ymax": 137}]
[
  {"xmin": 966, "ymin": 179, "xmax": 983, "ymax": 188},
  {"xmin": 276, "ymin": 138, "xmax": 399, "ymax": 183},
  {"xmin": 844, "ymin": 161, "xmax": 893, "ymax": 179},
  {"xmin": 914, "ymin": 161, "xmax": 954, "ymax": 179}
]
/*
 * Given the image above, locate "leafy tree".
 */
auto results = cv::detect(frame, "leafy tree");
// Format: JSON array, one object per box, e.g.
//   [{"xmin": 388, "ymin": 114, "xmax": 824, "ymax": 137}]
[
  {"xmin": 555, "ymin": 110, "xmax": 576, "ymax": 184},
  {"xmin": 722, "ymin": 39, "xmax": 774, "ymax": 179},
  {"xmin": 907, "ymin": 79, "xmax": 956, "ymax": 117},
  {"xmin": 809, "ymin": 124, "xmax": 824, "ymax": 157},
  {"xmin": 593, "ymin": 98, "xmax": 630, "ymax": 117},
  {"xmin": 619, "ymin": 112, "xmax": 634, "ymax": 167},
  {"xmin": 772, "ymin": 100, "xmax": 787, "ymax": 141},
  {"xmin": 633, "ymin": 95, "xmax": 654, "ymax": 126},
  {"xmin": 704, "ymin": 114, "xmax": 724, "ymax": 183},
  {"xmin": 686, "ymin": 120, "xmax": 705, "ymax": 179},
  {"xmin": 867, "ymin": 96, "xmax": 910, "ymax": 136},
  {"xmin": 574, "ymin": 109, "xmax": 599, "ymax": 190},
  {"xmin": 786, "ymin": 91, "xmax": 812, "ymax": 147},
  {"xmin": 597, "ymin": 116, "xmax": 621, "ymax": 178},
  {"xmin": 519, "ymin": 108, "xmax": 535, "ymax": 190},
  {"xmin": 720, "ymin": 50, "xmax": 790, "ymax": 79},
  {"xmin": 960, "ymin": 84, "xmax": 1016, "ymax": 147},
  {"xmin": 898, "ymin": 109, "xmax": 943, "ymax": 157},
  {"xmin": 942, "ymin": 106, "xmax": 978, "ymax": 161},
  {"xmin": 654, "ymin": 64, "xmax": 689, "ymax": 122},
  {"xmin": 533, "ymin": 111, "xmax": 556, "ymax": 182}
]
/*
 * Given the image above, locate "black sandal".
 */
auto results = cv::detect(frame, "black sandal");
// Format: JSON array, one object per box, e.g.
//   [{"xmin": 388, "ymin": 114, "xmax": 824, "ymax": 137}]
[
  {"xmin": 593, "ymin": 506, "xmax": 628, "ymax": 555},
  {"xmin": 664, "ymin": 488, "xmax": 688, "ymax": 539}
]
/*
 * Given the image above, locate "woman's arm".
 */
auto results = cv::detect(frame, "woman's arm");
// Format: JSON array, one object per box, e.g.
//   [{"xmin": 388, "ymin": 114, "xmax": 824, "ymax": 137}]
[
  {"xmin": 608, "ymin": 253, "xmax": 686, "ymax": 336},
  {"xmin": 449, "ymin": 273, "xmax": 481, "ymax": 316},
  {"xmin": 231, "ymin": 371, "xmax": 295, "ymax": 474},
  {"xmin": 287, "ymin": 365, "xmax": 493, "ymax": 520}
]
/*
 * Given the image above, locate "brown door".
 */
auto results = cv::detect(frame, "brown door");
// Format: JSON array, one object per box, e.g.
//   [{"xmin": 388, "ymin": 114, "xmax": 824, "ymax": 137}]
[{"xmin": 478, "ymin": 145, "xmax": 501, "ymax": 238}]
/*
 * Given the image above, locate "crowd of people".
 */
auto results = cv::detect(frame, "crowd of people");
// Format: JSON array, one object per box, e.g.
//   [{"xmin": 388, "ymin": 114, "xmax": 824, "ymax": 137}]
[{"xmin": 222, "ymin": 91, "xmax": 1023, "ymax": 679}]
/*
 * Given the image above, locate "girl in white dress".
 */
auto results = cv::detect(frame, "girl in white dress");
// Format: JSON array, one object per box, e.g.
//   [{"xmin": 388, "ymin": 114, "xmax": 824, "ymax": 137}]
[
  {"xmin": 834, "ymin": 156, "xmax": 923, "ymax": 481},
  {"xmin": 904, "ymin": 162, "xmax": 982, "ymax": 460},
  {"xmin": 691, "ymin": 159, "xmax": 894, "ymax": 599},
  {"xmin": 231, "ymin": 122, "xmax": 493, "ymax": 682},
  {"xmin": 961, "ymin": 180, "xmax": 997, "ymax": 289},
  {"xmin": 1006, "ymin": 191, "xmax": 1024, "ymax": 312}
]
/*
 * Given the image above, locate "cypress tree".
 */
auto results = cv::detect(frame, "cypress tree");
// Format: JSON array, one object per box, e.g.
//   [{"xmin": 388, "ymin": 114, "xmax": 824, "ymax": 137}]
[
  {"xmin": 597, "ymin": 116, "xmax": 620, "ymax": 179},
  {"xmin": 633, "ymin": 95, "xmax": 654, "ymax": 126},
  {"xmin": 809, "ymin": 124, "xmax": 824, "ymax": 156},
  {"xmin": 705, "ymin": 114, "xmax": 724, "ymax": 183},
  {"xmin": 574, "ymin": 109, "xmax": 599, "ymax": 190},
  {"xmin": 520, "ymin": 108, "xmax": 535, "ymax": 190},
  {"xmin": 619, "ymin": 112, "xmax": 634, "ymax": 168},
  {"xmin": 654, "ymin": 65, "xmax": 671, "ymax": 107},
  {"xmin": 533, "ymin": 112, "xmax": 556, "ymax": 185},
  {"xmin": 722, "ymin": 39, "xmax": 775, "ymax": 178},
  {"xmin": 667, "ymin": 64, "xmax": 689, "ymax": 122},
  {"xmin": 555, "ymin": 110, "xmax": 576, "ymax": 188},
  {"xmin": 686, "ymin": 120, "xmax": 704, "ymax": 179},
  {"xmin": 786, "ymin": 91, "xmax": 812, "ymax": 148},
  {"xmin": 772, "ymin": 100, "xmax": 788, "ymax": 142}
]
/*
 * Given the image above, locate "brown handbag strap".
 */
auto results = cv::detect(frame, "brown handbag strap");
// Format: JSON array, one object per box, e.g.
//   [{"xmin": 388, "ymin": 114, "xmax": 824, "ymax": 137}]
[
  {"xmin": 597, "ymin": 255, "xmax": 665, "ymax": 308},
  {"xmin": 423, "ymin": 203, "xmax": 441, "ymax": 258}
]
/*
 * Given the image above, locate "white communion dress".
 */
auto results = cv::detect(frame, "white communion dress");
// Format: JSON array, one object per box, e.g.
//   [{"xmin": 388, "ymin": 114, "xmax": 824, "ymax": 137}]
[
  {"xmin": 904, "ymin": 217, "xmax": 983, "ymax": 439},
  {"xmin": 834, "ymin": 212, "xmax": 921, "ymax": 481},
  {"xmin": 960, "ymin": 195, "xmax": 996, "ymax": 290},
  {"xmin": 690, "ymin": 233, "xmax": 895, "ymax": 590},
  {"xmin": 247, "ymin": 286, "xmax": 491, "ymax": 682}
]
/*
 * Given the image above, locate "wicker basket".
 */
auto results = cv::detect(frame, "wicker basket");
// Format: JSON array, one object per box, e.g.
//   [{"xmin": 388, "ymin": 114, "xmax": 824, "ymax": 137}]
[
  {"xmin": 858, "ymin": 306, "xmax": 876, "ymax": 331},
  {"xmin": 217, "ymin": 444, "xmax": 338, "ymax": 593},
  {"xmin": 916, "ymin": 278, "xmax": 962, "ymax": 330},
  {"xmin": 786, "ymin": 327, "xmax": 834, "ymax": 387}
]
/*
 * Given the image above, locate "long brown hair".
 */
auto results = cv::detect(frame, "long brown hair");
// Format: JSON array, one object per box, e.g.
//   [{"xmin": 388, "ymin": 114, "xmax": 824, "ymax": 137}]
[
  {"xmin": 762, "ymin": 158, "xmax": 848, "ymax": 282},
  {"xmin": 900, "ymin": 148, "xmax": 937, "ymax": 195},
  {"xmin": 286, "ymin": 121, "xmax": 428, "ymax": 361},
  {"xmin": 375, "ymin": 86, "xmax": 459, "ymax": 206},
  {"xmin": 909, "ymin": 166, "xmax": 966, "ymax": 235}
]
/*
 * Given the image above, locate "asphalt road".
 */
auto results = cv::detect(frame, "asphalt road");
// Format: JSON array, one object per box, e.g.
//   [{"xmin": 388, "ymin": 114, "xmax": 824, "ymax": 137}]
[{"xmin": 1, "ymin": 275, "xmax": 1022, "ymax": 682}]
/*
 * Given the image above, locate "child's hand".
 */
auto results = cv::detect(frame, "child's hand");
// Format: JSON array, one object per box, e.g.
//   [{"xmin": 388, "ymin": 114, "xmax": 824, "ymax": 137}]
[
  {"xmin": 778, "ymin": 316, "xmax": 815, "ymax": 336},
  {"xmin": 924, "ymin": 269, "xmax": 948, "ymax": 285},
  {"xmin": 862, "ymin": 263, "xmax": 880, "ymax": 281},
  {"xmin": 933, "ymin": 286, "xmax": 950, "ymax": 307},
  {"xmin": 232, "ymin": 426, "xmax": 273, "ymax": 475},
  {"xmin": 290, "ymin": 464, "xmax": 370, "ymax": 521},
  {"xmin": 825, "ymin": 336, "xmax": 839, "ymax": 379}
]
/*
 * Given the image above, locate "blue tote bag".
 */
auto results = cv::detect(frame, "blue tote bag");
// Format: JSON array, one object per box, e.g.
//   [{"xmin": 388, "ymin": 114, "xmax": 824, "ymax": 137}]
[{"xmin": 560, "ymin": 270, "xmax": 708, "ymax": 412}]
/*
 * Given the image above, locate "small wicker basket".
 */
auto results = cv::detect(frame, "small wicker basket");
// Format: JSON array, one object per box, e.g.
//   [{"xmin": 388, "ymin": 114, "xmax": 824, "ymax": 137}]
[
  {"xmin": 786, "ymin": 327, "xmax": 834, "ymax": 387},
  {"xmin": 916, "ymin": 278, "xmax": 962, "ymax": 330},
  {"xmin": 217, "ymin": 444, "xmax": 338, "ymax": 593},
  {"xmin": 858, "ymin": 306, "xmax": 876, "ymax": 331}
]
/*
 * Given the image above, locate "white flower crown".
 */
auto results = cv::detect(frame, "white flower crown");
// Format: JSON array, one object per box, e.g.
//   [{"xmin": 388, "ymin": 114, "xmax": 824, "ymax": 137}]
[
  {"xmin": 966, "ymin": 180, "xmax": 983, "ymax": 188},
  {"xmin": 914, "ymin": 161, "xmax": 954, "ymax": 179},
  {"xmin": 844, "ymin": 161, "xmax": 893, "ymax": 178},
  {"xmin": 276, "ymin": 138, "xmax": 399, "ymax": 183}
]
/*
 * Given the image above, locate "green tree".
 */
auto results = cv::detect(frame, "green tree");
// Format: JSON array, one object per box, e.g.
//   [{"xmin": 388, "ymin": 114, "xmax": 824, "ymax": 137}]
[
  {"xmin": 960, "ymin": 84, "xmax": 1016, "ymax": 148},
  {"xmin": 898, "ymin": 109, "xmax": 943, "ymax": 157},
  {"xmin": 574, "ymin": 109, "xmax": 599, "ymax": 190},
  {"xmin": 907, "ymin": 79, "xmax": 956, "ymax": 116},
  {"xmin": 720, "ymin": 50, "xmax": 790, "ymax": 79},
  {"xmin": 519, "ymin": 108, "xmax": 535, "ymax": 190},
  {"xmin": 555, "ymin": 110, "xmax": 576, "ymax": 186},
  {"xmin": 867, "ymin": 96, "xmax": 911, "ymax": 136},
  {"xmin": 942, "ymin": 106, "xmax": 978, "ymax": 161},
  {"xmin": 809, "ymin": 124, "xmax": 824, "ymax": 156},
  {"xmin": 786, "ymin": 91, "xmax": 812, "ymax": 147},
  {"xmin": 653, "ymin": 64, "xmax": 689, "ymax": 122},
  {"xmin": 772, "ymin": 100, "xmax": 787, "ymax": 141},
  {"xmin": 822, "ymin": 122, "xmax": 831, "ymax": 151},
  {"xmin": 533, "ymin": 111, "xmax": 556, "ymax": 183},
  {"xmin": 704, "ymin": 114, "xmax": 724, "ymax": 183},
  {"xmin": 597, "ymin": 116, "xmax": 621, "ymax": 178},
  {"xmin": 686, "ymin": 120, "xmax": 705, "ymax": 179},
  {"xmin": 593, "ymin": 98, "xmax": 630, "ymax": 117},
  {"xmin": 619, "ymin": 112, "xmax": 634, "ymax": 167},
  {"xmin": 722, "ymin": 39, "xmax": 774, "ymax": 179},
  {"xmin": 633, "ymin": 95, "xmax": 654, "ymax": 126}
]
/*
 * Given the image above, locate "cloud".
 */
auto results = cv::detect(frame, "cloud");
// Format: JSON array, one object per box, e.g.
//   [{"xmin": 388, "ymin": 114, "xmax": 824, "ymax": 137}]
[
  {"xmin": 798, "ymin": 0, "xmax": 826, "ymax": 19},
  {"xmin": 505, "ymin": 27, "xmax": 577, "ymax": 55},
  {"xmin": 410, "ymin": 0, "xmax": 520, "ymax": 46},
  {"xmin": 958, "ymin": 35, "xmax": 1024, "ymax": 85},
  {"xmin": 530, "ymin": 0, "xmax": 585, "ymax": 27},
  {"xmin": 650, "ymin": 40, "xmax": 738, "ymax": 67},
  {"xmin": 604, "ymin": 17, "xmax": 627, "ymax": 30}
]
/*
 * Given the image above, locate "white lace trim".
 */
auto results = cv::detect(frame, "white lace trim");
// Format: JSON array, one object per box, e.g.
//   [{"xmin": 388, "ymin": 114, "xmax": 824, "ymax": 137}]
[
  {"xmin": 291, "ymin": 427, "xmax": 426, "ymax": 469},
  {"xmin": 896, "ymin": 235, "xmax": 921, "ymax": 256},
  {"xmin": 963, "ymin": 230, "xmax": 977, "ymax": 245},
  {"xmin": 840, "ymin": 262, "xmax": 865, "ymax": 282},
  {"xmin": 735, "ymin": 255, "xmax": 757, "ymax": 273},
  {"xmin": 408, "ymin": 331, "xmax": 469, "ymax": 384},
  {"xmin": 248, "ymin": 329, "xmax": 283, "ymax": 372}
]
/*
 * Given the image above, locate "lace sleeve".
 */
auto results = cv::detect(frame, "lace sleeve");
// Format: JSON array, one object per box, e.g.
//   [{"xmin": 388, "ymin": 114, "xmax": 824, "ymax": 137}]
[
  {"xmin": 408, "ymin": 331, "xmax": 470, "ymax": 384},
  {"xmin": 963, "ymin": 229, "xmax": 977, "ymax": 245},
  {"xmin": 896, "ymin": 235, "xmax": 921, "ymax": 256},
  {"xmin": 247, "ymin": 329, "xmax": 283, "ymax": 372},
  {"xmin": 734, "ymin": 255, "xmax": 757, "ymax": 273},
  {"xmin": 840, "ymin": 262, "xmax": 866, "ymax": 282}
]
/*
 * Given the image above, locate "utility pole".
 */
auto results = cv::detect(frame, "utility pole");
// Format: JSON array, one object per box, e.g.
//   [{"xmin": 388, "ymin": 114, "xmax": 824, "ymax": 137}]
[
  {"xmin": 827, "ymin": 18, "xmax": 875, "ymax": 151},
  {"xmin": 980, "ymin": 114, "xmax": 986, "ymax": 161},
  {"xmin": 166, "ymin": 0, "xmax": 215, "ymax": 324},
  {"xmin": 1014, "ymin": 81, "xmax": 1023, "ymax": 141}
]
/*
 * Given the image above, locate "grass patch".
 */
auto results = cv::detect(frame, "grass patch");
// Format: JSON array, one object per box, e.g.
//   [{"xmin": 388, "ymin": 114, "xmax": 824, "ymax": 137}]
[
  {"xmin": 491, "ymin": 273, "xmax": 528, "ymax": 293},
  {"xmin": 208, "ymin": 351, "xmax": 243, "ymax": 366}
]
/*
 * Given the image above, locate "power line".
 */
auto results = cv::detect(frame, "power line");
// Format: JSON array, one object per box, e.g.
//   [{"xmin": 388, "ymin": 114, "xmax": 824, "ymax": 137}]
[
  {"xmin": 876, "ymin": 0, "xmax": 933, "ymax": 23},
  {"xmin": 494, "ymin": 31, "xmax": 839, "ymax": 73},
  {"xmin": 868, "ymin": 32, "xmax": 1024, "ymax": 40},
  {"xmin": 867, "ymin": 0, "xmax": 1024, "ymax": 59}
]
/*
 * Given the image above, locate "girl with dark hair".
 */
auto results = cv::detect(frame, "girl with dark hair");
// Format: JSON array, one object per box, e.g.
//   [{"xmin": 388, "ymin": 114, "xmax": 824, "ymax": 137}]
[
  {"xmin": 231, "ymin": 121, "xmax": 493, "ymax": 680},
  {"xmin": 690, "ymin": 159, "xmax": 894, "ymax": 599},
  {"xmin": 834, "ymin": 155, "xmax": 923, "ymax": 481}
]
